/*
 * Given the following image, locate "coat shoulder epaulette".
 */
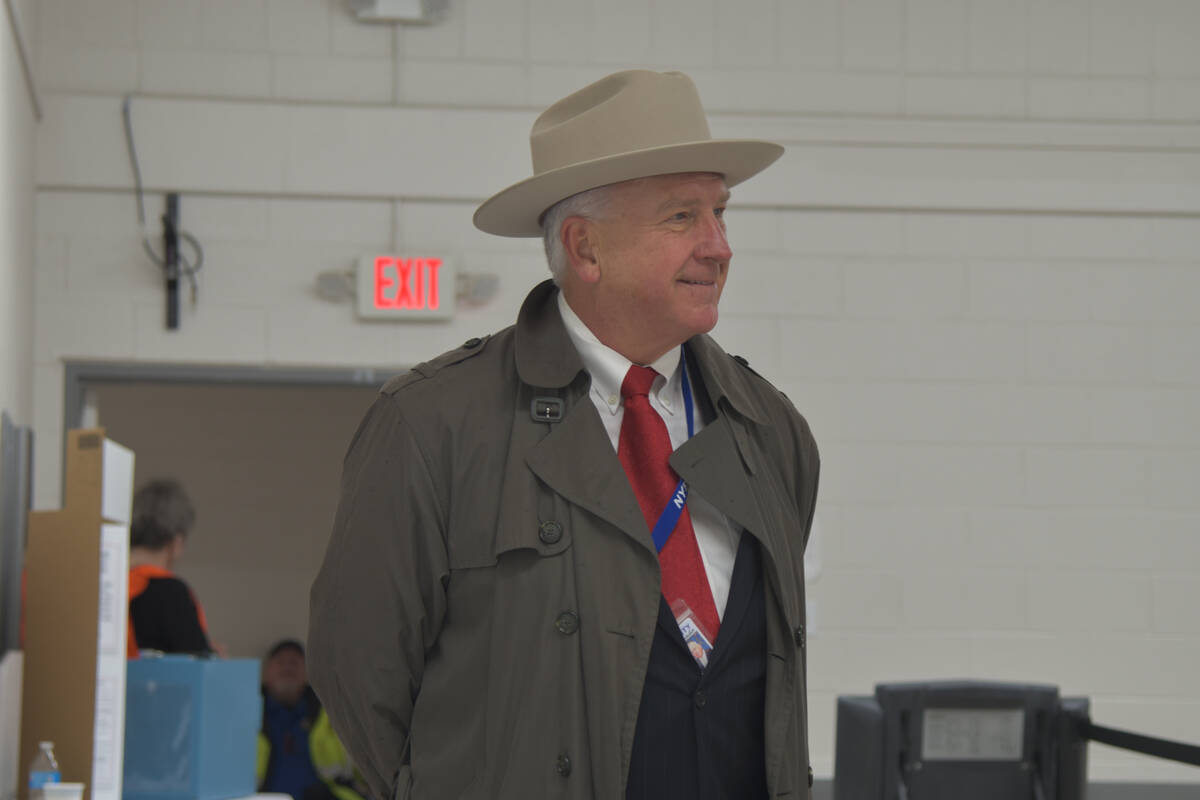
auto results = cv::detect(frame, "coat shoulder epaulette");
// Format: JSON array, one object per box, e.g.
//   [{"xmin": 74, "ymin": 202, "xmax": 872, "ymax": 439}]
[
  {"xmin": 729, "ymin": 353, "xmax": 767, "ymax": 383},
  {"xmin": 381, "ymin": 336, "xmax": 490, "ymax": 396},
  {"xmin": 728, "ymin": 352, "xmax": 797, "ymax": 406}
]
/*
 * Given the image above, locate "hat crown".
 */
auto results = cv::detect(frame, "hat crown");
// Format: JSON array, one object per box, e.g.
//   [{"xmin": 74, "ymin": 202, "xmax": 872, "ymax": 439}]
[
  {"xmin": 473, "ymin": 69, "xmax": 783, "ymax": 237},
  {"xmin": 529, "ymin": 70, "xmax": 713, "ymax": 176}
]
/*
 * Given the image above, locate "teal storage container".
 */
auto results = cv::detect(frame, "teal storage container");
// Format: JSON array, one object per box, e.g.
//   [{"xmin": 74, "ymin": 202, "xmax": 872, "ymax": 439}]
[{"xmin": 123, "ymin": 656, "xmax": 261, "ymax": 800}]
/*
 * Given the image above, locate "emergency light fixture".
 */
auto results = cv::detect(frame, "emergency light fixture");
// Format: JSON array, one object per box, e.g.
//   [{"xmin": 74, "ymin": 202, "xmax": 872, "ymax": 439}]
[{"xmin": 346, "ymin": 0, "xmax": 447, "ymax": 24}]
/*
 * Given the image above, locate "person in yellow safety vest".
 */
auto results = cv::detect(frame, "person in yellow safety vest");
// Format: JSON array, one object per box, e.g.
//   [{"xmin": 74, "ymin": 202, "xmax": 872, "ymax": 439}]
[{"xmin": 257, "ymin": 639, "xmax": 369, "ymax": 800}]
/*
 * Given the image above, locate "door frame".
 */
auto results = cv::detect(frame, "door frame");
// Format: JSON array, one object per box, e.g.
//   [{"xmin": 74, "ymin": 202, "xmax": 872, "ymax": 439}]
[{"xmin": 60, "ymin": 361, "xmax": 398, "ymax": 503}]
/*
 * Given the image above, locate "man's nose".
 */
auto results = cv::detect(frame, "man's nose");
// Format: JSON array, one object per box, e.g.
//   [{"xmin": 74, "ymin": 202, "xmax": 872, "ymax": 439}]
[{"xmin": 695, "ymin": 213, "xmax": 732, "ymax": 262}]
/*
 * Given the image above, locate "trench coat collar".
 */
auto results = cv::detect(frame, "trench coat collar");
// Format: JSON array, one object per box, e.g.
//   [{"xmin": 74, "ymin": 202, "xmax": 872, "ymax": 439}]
[
  {"xmin": 515, "ymin": 280, "xmax": 586, "ymax": 389},
  {"xmin": 515, "ymin": 279, "xmax": 771, "ymax": 428},
  {"xmin": 683, "ymin": 333, "xmax": 769, "ymax": 427}
]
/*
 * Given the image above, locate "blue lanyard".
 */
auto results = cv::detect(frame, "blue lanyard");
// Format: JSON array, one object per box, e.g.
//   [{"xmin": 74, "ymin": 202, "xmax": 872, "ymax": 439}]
[{"xmin": 649, "ymin": 364, "xmax": 695, "ymax": 553}]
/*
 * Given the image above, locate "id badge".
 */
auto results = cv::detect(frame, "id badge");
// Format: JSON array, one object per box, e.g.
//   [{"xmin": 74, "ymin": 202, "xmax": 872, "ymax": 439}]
[{"xmin": 671, "ymin": 599, "xmax": 713, "ymax": 669}]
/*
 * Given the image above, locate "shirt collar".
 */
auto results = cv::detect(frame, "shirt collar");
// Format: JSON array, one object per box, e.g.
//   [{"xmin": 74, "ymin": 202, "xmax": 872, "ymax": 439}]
[{"xmin": 557, "ymin": 292, "xmax": 683, "ymax": 416}]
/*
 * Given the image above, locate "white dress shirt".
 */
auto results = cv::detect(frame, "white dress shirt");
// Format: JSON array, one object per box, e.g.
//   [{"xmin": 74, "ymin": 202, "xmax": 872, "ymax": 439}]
[{"xmin": 557, "ymin": 292, "xmax": 741, "ymax": 619}]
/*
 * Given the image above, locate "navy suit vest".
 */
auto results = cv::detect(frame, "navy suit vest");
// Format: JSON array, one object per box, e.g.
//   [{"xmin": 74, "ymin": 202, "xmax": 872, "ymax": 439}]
[{"xmin": 625, "ymin": 532, "xmax": 768, "ymax": 800}]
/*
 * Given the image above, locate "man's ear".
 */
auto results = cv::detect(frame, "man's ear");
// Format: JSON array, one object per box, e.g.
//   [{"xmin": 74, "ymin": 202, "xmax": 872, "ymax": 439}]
[{"xmin": 562, "ymin": 216, "xmax": 601, "ymax": 283}]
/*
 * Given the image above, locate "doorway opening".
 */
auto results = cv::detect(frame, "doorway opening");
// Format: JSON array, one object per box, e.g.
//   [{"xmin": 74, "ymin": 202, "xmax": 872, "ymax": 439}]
[{"xmin": 64, "ymin": 362, "xmax": 388, "ymax": 658}]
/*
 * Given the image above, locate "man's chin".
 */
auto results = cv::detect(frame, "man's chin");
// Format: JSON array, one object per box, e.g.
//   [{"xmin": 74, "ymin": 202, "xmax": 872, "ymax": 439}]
[{"xmin": 686, "ymin": 307, "xmax": 720, "ymax": 338}]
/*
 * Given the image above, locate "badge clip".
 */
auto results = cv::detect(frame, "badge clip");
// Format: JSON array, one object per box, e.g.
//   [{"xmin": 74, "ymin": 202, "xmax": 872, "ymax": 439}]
[{"xmin": 671, "ymin": 599, "xmax": 713, "ymax": 670}]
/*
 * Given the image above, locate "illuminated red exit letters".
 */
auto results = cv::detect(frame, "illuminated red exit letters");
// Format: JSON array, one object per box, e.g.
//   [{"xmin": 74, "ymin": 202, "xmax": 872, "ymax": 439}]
[{"xmin": 374, "ymin": 257, "xmax": 442, "ymax": 310}]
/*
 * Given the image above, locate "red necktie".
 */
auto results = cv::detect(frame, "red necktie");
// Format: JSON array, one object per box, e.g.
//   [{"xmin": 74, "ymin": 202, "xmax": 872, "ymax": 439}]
[{"xmin": 618, "ymin": 365, "xmax": 721, "ymax": 641}]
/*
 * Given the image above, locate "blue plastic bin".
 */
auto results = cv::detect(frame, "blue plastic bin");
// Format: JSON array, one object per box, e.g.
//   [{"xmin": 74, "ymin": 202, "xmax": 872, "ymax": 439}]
[{"xmin": 123, "ymin": 656, "xmax": 261, "ymax": 800}]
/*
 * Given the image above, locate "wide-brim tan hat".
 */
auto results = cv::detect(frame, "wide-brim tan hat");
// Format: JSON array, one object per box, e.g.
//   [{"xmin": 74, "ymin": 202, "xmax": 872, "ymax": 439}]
[{"xmin": 473, "ymin": 70, "xmax": 784, "ymax": 238}]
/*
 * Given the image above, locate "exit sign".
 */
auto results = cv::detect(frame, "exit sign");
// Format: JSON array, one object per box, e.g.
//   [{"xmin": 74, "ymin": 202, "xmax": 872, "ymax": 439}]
[{"xmin": 356, "ymin": 255, "xmax": 455, "ymax": 320}]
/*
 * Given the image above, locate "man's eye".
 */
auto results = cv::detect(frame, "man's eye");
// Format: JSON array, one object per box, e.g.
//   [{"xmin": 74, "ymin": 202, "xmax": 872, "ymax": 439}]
[
  {"xmin": 714, "ymin": 207, "xmax": 726, "ymax": 219},
  {"xmin": 670, "ymin": 212, "xmax": 690, "ymax": 222}
]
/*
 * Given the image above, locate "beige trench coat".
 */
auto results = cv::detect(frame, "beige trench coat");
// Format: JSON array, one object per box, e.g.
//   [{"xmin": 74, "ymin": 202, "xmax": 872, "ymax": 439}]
[{"xmin": 308, "ymin": 280, "xmax": 820, "ymax": 799}]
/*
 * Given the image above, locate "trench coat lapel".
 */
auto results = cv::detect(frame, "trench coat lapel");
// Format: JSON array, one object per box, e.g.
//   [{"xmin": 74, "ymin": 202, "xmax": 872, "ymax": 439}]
[
  {"xmin": 525, "ymin": 401, "xmax": 654, "ymax": 555},
  {"xmin": 515, "ymin": 279, "xmax": 657, "ymax": 556},
  {"xmin": 671, "ymin": 341, "xmax": 779, "ymax": 569},
  {"xmin": 669, "ymin": 413, "xmax": 779, "ymax": 575},
  {"xmin": 670, "ymin": 417, "xmax": 766, "ymax": 544}
]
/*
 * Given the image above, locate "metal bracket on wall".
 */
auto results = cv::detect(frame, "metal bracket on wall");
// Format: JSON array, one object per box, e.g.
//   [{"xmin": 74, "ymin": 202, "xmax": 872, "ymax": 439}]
[{"xmin": 162, "ymin": 193, "xmax": 180, "ymax": 330}]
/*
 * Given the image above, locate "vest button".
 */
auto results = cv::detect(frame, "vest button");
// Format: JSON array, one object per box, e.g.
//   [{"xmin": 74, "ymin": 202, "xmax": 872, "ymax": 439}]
[
  {"xmin": 694, "ymin": 689, "xmax": 707, "ymax": 709},
  {"xmin": 556, "ymin": 752, "xmax": 572, "ymax": 777},
  {"xmin": 795, "ymin": 625, "xmax": 805, "ymax": 648},
  {"xmin": 554, "ymin": 610, "xmax": 579, "ymax": 636},
  {"xmin": 538, "ymin": 520, "xmax": 563, "ymax": 544}
]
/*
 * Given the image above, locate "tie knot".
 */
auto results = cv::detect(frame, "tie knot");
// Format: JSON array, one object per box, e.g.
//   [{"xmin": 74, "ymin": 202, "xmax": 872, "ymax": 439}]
[{"xmin": 621, "ymin": 365, "xmax": 659, "ymax": 401}]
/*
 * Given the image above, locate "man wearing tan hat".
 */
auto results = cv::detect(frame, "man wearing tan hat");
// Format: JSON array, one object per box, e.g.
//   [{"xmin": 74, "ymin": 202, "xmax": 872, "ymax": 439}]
[{"xmin": 309, "ymin": 70, "xmax": 819, "ymax": 800}]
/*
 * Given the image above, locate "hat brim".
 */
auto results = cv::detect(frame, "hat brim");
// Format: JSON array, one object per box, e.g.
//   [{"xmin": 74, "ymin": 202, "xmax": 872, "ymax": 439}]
[{"xmin": 473, "ymin": 139, "xmax": 784, "ymax": 238}]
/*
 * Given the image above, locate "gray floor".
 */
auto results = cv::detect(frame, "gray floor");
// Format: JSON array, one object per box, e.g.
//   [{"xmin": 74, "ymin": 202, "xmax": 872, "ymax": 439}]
[{"xmin": 812, "ymin": 778, "xmax": 1200, "ymax": 799}]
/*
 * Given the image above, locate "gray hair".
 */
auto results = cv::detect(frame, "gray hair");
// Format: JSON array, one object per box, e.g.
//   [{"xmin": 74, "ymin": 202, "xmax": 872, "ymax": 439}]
[
  {"xmin": 130, "ymin": 478, "xmax": 196, "ymax": 550},
  {"xmin": 541, "ymin": 184, "xmax": 617, "ymax": 284}
]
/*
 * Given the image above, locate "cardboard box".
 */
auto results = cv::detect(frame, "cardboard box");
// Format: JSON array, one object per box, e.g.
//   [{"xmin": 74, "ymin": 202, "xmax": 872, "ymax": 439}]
[
  {"xmin": 123, "ymin": 656, "xmax": 260, "ymax": 800},
  {"xmin": 20, "ymin": 429, "xmax": 133, "ymax": 800}
]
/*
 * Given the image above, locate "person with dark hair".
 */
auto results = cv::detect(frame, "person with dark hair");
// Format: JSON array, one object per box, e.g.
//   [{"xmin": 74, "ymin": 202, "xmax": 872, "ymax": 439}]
[
  {"xmin": 125, "ymin": 478, "xmax": 215, "ymax": 657},
  {"xmin": 257, "ymin": 639, "xmax": 367, "ymax": 800}
]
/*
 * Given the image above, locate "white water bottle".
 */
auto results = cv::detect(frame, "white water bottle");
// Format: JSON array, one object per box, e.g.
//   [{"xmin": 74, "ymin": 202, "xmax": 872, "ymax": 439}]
[{"xmin": 28, "ymin": 741, "xmax": 61, "ymax": 800}]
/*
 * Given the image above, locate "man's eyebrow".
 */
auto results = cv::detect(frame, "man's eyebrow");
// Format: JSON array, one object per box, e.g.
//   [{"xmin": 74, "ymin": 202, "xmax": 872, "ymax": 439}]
[{"xmin": 655, "ymin": 190, "xmax": 732, "ymax": 214}]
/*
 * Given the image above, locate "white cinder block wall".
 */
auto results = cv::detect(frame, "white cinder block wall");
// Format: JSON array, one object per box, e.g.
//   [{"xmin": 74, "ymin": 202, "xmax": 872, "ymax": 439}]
[
  {"xmin": 31, "ymin": 0, "xmax": 1200, "ymax": 785},
  {"xmin": 0, "ymin": 0, "xmax": 36, "ymax": 426}
]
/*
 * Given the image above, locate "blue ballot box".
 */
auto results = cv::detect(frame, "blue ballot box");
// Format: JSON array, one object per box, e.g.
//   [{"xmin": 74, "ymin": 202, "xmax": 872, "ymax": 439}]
[{"xmin": 124, "ymin": 656, "xmax": 262, "ymax": 800}]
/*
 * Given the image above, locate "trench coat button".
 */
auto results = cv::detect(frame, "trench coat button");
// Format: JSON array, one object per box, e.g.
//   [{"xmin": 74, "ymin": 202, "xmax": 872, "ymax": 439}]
[
  {"xmin": 463, "ymin": 337, "xmax": 482, "ymax": 348},
  {"xmin": 554, "ymin": 610, "xmax": 579, "ymax": 636},
  {"xmin": 538, "ymin": 520, "xmax": 563, "ymax": 545},
  {"xmin": 794, "ymin": 625, "xmax": 805, "ymax": 648},
  {"xmin": 694, "ymin": 689, "xmax": 707, "ymax": 709},
  {"xmin": 556, "ymin": 752, "xmax": 572, "ymax": 777}
]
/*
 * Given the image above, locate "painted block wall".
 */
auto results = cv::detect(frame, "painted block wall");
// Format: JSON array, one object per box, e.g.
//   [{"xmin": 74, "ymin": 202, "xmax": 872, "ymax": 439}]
[
  {"xmin": 0, "ymin": 0, "xmax": 36, "ymax": 426},
  {"xmin": 29, "ymin": 0, "xmax": 1200, "ymax": 784}
]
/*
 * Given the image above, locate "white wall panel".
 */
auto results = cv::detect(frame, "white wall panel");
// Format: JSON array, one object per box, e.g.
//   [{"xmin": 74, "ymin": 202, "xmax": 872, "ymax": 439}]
[
  {"xmin": 966, "ymin": 0, "xmax": 1026, "ymax": 74},
  {"xmin": 715, "ymin": 0, "xmax": 776, "ymax": 68},
  {"xmin": 265, "ymin": 0, "xmax": 332, "ymax": 55},
  {"xmin": 905, "ymin": 0, "xmax": 969, "ymax": 73},
  {"xmin": 272, "ymin": 55, "xmax": 394, "ymax": 104},
  {"xmin": 527, "ymin": 0, "xmax": 588, "ymax": 63},
  {"xmin": 461, "ymin": 0, "xmax": 526, "ymax": 61},
  {"xmin": 840, "ymin": 0, "xmax": 904, "ymax": 71},
  {"xmin": 200, "ymin": 0, "xmax": 270, "ymax": 53},
  {"xmin": 903, "ymin": 571, "xmax": 1028, "ymax": 631},
  {"xmin": 1151, "ymin": 0, "xmax": 1200, "ymax": 76},
  {"xmin": 1027, "ymin": 0, "xmax": 1090, "ymax": 76},
  {"xmin": 37, "ymin": 93, "xmax": 1200, "ymax": 216},
  {"xmin": 1089, "ymin": 0, "xmax": 1153, "ymax": 76},
  {"xmin": 1029, "ymin": 77, "xmax": 1151, "ymax": 121},
  {"xmin": 650, "ymin": 0, "xmax": 717, "ymax": 69},
  {"xmin": 28, "ymin": 0, "xmax": 1200, "ymax": 785},
  {"xmin": 37, "ymin": 46, "xmax": 139, "ymax": 92},
  {"xmin": 902, "ymin": 76, "xmax": 1026, "ymax": 117}
]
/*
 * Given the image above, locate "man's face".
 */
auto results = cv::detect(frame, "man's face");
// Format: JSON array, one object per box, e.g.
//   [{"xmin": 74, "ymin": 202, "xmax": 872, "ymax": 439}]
[
  {"xmin": 584, "ymin": 172, "xmax": 732, "ymax": 363},
  {"xmin": 263, "ymin": 647, "xmax": 307, "ymax": 704}
]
